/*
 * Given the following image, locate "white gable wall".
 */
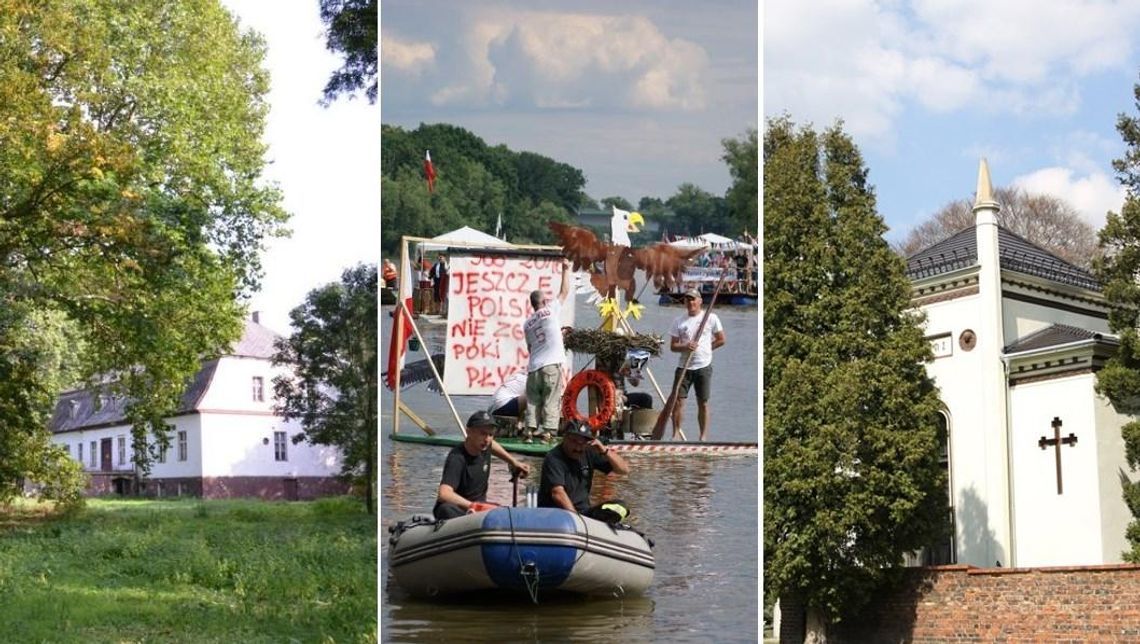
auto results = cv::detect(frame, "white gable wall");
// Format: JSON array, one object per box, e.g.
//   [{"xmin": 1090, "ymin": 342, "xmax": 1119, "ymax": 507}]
[
  {"xmin": 1009, "ymin": 373, "xmax": 1104, "ymax": 566},
  {"xmin": 193, "ymin": 355, "xmax": 342, "ymax": 478},
  {"xmin": 1094, "ymin": 395, "xmax": 1134, "ymax": 563},
  {"xmin": 198, "ymin": 411, "xmax": 341, "ymax": 477},
  {"xmin": 1003, "ymin": 291, "xmax": 1110, "ymax": 346},
  {"xmin": 920, "ymin": 288, "xmax": 1011, "ymax": 567}
]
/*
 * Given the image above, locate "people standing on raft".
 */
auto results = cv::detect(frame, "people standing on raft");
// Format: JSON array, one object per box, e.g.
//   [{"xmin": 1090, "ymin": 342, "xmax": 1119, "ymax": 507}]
[
  {"xmin": 668, "ymin": 287, "xmax": 726, "ymax": 441},
  {"xmin": 522, "ymin": 258, "xmax": 573, "ymax": 444},
  {"xmin": 433, "ymin": 411, "xmax": 531, "ymax": 519}
]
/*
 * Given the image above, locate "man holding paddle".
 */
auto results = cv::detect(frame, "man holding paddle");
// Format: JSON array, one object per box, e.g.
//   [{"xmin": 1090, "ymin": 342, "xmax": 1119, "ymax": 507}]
[
  {"xmin": 433, "ymin": 411, "xmax": 531, "ymax": 519},
  {"xmin": 668, "ymin": 287, "xmax": 726, "ymax": 441}
]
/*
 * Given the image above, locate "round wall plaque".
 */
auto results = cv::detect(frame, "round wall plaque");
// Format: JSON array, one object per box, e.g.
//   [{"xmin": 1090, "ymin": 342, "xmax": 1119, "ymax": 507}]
[{"xmin": 959, "ymin": 329, "xmax": 977, "ymax": 351}]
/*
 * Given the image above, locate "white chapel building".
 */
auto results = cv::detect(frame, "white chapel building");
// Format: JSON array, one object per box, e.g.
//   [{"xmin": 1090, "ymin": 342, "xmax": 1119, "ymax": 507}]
[
  {"xmin": 48, "ymin": 316, "xmax": 346, "ymax": 500},
  {"xmin": 906, "ymin": 160, "xmax": 1134, "ymax": 568}
]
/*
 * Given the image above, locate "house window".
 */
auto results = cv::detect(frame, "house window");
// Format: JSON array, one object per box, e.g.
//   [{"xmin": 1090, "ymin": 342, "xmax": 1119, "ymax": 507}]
[
  {"xmin": 922, "ymin": 411, "xmax": 956, "ymax": 566},
  {"xmin": 177, "ymin": 430, "xmax": 188, "ymax": 462},
  {"xmin": 77, "ymin": 442, "xmax": 83, "ymax": 465},
  {"xmin": 62, "ymin": 443, "xmax": 70, "ymax": 457},
  {"xmin": 157, "ymin": 439, "xmax": 167, "ymax": 464},
  {"xmin": 117, "ymin": 435, "xmax": 126, "ymax": 465},
  {"xmin": 89, "ymin": 441, "xmax": 97, "ymax": 468},
  {"xmin": 252, "ymin": 376, "xmax": 265, "ymax": 402},
  {"xmin": 274, "ymin": 431, "xmax": 287, "ymax": 462}
]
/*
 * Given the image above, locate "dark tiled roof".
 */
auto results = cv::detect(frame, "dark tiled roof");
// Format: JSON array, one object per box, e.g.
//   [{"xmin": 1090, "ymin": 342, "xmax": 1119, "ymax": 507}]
[
  {"xmin": 1003, "ymin": 324, "xmax": 1104, "ymax": 354},
  {"xmin": 49, "ymin": 320, "xmax": 280, "ymax": 433},
  {"xmin": 905, "ymin": 226, "xmax": 1100, "ymax": 290},
  {"xmin": 50, "ymin": 361, "xmax": 219, "ymax": 433}
]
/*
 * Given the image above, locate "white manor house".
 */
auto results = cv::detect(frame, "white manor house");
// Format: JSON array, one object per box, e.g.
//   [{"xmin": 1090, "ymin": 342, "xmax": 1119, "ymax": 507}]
[{"xmin": 48, "ymin": 316, "xmax": 346, "ymax": 500}]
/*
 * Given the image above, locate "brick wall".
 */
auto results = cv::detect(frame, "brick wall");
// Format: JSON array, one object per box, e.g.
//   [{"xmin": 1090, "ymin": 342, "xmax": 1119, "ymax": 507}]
[{"xmin": 829, "ymin": 564, "xmax": 1140, "ymax": 642}]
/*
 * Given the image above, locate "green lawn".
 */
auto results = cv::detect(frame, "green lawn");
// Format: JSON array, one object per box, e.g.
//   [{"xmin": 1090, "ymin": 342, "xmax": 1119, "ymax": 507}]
[{"xmin": 0, "ymin": 497, "xmax": 377, "ymax": 643}]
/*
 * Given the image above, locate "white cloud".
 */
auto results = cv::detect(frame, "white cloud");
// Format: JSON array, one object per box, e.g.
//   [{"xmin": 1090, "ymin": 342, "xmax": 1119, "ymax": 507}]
[
  {"xmin": 415, "ymin": 11, "xmax": 709, "ymax": 112},
  {"xmin": 1012, "ymin": 166, "xmax": 1126, "ymax": 228},
  {"xmin": 380, "ymin": 34, "xmax": 436, "ymax": 76},
  {"xmin": 764, "ymin": 0, "xmax": 1140, "ymax": 143}
]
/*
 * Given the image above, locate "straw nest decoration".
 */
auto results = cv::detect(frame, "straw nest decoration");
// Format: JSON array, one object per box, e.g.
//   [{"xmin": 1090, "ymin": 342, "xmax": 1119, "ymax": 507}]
[{"xmin": 563, "ymin": 328, "xmax": 662, "ymax": 367}]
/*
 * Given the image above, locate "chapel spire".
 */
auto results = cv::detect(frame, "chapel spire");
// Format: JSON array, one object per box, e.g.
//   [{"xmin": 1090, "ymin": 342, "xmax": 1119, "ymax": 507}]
[{"xmin": 973, "ymin": 158, "xmax": 999, "ymax": 213}]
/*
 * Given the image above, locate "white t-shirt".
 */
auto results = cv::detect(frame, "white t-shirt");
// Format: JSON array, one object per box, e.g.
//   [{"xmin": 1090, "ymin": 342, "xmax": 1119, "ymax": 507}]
[
  {"xmin": 488, "ymin": 371, "xmax": 527, "ymax": 412},
  {"xmin": 524, "ymin": 298, "xmax": 565, "ymax": 371},
  {"xmin": 670, "ymin": 312, "xmax": 723, "ymax": 370}
]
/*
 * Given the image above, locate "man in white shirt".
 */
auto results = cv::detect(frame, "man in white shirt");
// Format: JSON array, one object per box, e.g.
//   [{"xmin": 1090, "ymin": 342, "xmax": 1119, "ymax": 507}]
[
  {"xmin": 523, "ymin": 258, "xmax": 573, "ymax": 442},
  {"xmin": 669, "ymin": 287, "xmax": 726, "ymax": 441},
  {"xmin": 487, "ymin": 370, "xmax": 527, "ymax": 434}
]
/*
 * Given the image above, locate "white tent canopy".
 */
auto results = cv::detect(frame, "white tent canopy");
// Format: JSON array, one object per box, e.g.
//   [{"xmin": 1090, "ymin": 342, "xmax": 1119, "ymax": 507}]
[
  {"xmin": 419, "ymin": 226, "xmax": 511, "ymax": 252},
  {"xmin": 668, "ymin": 232, "xmax": 750, "ymax": 251}
]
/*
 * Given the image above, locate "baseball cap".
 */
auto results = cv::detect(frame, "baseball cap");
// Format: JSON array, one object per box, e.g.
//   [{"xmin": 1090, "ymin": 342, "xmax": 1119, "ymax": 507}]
[
  {"xmin": 683, "ymin": 287, "xmax": 701, "ymax": 300},
  {"xmin": 562, "ymin": 421, "xmax": 595, "ymax": 440},
  {"xmin": 466, "ymin": 410, "xmax": 496, "ymax": 430}
]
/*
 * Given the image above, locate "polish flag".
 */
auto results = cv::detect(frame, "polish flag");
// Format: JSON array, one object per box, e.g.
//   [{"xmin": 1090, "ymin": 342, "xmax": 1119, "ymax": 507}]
[
  {"xmin": 424, "ymin": 150, "xmax": 437, "ymax": 193},
  {"xmin": 385, "ymin": 253, "xmax": 415, "ymax": 390}
]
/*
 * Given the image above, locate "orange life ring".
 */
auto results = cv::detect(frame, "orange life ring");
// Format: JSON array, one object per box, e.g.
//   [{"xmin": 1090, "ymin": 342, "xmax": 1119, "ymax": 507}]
[{"xmin": 561, "ymin": 369, "xmax": 617, "ymax": 432}]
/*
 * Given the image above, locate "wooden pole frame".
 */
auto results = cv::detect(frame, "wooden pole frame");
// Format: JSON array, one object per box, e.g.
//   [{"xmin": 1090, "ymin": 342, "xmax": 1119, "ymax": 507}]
[{"xmin": 388, "ymin": 235, "xmax": 564, "ymax": 439}]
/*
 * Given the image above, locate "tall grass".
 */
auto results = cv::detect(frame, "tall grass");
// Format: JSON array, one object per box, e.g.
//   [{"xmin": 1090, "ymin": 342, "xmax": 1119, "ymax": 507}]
[{"xmin": 0, "ymin": 497, "xmax": 376, "ymax": 643}]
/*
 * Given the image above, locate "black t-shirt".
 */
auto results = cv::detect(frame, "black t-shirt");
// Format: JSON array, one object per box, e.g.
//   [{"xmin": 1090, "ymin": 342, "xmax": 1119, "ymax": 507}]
[
  {"xmin": 537, "ymin": 444, "xmax": 613, "ymax": 513},
  {"xmin": 439, "ymin": 444, "xmax": 491, "ymax": 503}
]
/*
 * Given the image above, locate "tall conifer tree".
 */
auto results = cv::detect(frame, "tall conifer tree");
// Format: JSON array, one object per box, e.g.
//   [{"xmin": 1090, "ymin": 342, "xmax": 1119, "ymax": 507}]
[
  {"xmin": 764, "ymin": 117, "xmax": 948, "ymax": 626},
  {"xmin": 1094, "ymin": 75, "xmax": 1140, "ymax": 561}
]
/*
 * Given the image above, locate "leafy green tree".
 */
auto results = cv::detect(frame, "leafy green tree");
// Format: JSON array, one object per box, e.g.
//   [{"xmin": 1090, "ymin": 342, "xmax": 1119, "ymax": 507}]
[
  {"xmin": 764, "ymin": 117, "xmax": 948, "ymax": 629},
  {"xmin": 509, "ymin": 201, "xmax": 574, "ymax": 245},
  {"xmin": 1094, "ymin": 73, "xmax": 1140, "ymax": 561},
  {"xmin": 273, "ymin": 264, "xmax": 378, "ymax": 513},
  {"xmin": 0, "ymin": 1, "xmax": 287, "ymax": 498},
  {"xmin": 600, "ymin": 196, "xmax": 634, "ymax": 211},
  {"xmin": 319, "ymin": 0, "xmax": 377, "ymax": 104},
  {"xmin": 0, "ymin": 306, "xmax": 87, "ymax": 506},
  {"xmin": 380, "ymin": 123, "xmax": 589, "ymax": 253},
  {"xmin": 722, "ymin": 128, "xmax": 758, "ymax": 237},
  {"xmin": 666, "ymin": 183, "xmax": 729, "ymax": 236}
]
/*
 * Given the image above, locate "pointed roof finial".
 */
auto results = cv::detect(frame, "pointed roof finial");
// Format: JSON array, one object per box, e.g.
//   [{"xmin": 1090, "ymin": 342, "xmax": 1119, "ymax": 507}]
[{"xmin": 974, "ymin": 158, "xmax": 997, "ymax": 210}]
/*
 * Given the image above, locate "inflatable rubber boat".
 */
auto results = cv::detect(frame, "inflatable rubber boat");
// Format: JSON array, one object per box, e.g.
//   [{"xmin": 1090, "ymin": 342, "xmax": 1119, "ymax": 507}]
[{"xmin": 387, "ymin": 507, "xmax": 654, "ymax": 601}]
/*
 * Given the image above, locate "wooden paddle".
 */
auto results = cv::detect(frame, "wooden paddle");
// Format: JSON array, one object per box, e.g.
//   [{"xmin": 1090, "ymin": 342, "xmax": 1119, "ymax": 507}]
[
  {"xmin": 510, "ymin": 466, "xmax": 521, "ymax": 507},
  {"xmin": 650, "ymin": 268, "xmax": 731, "ymax": 441}
]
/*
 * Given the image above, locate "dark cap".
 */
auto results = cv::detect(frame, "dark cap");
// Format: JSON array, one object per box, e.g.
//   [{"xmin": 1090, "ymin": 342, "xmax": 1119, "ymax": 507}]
[
  {"xmin": 466, "ymin": 410, "xmax": 496, "ymax": 430},
  {"xmin": 561, "ymin": 421, "xmax": 594, "ymax": 440}
]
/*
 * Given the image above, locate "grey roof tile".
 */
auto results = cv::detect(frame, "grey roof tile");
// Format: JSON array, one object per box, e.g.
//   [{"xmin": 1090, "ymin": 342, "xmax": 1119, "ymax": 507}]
[
  {"xmin": 1003, "ymin": 324, "xmax": 1104, "ymax": 354},
  {"xmin": 905, "ymin": 226, "xmax": 1099, "ymax": 290}
]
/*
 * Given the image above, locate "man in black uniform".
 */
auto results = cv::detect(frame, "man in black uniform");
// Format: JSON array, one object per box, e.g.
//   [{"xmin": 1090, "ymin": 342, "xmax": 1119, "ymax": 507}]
[
  {"xmin": 434, "ymin": 411, "xmax": 531, "ymax": 519},
  {"xmin": 537, "ymin": 421, "xmax": 630, "ymax": 521}
]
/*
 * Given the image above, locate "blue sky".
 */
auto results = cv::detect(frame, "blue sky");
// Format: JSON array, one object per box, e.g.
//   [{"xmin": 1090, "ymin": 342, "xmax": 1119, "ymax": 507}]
[
  {"xmin": 764, "ymin": 0, "xmax": 1140, "ymax": 245},
  {"xmin": 380, "ymin": 0, "xmax": 758, "ymax": 207},
  {"xmin": 220, "ymin": 0, "xmax": 378, "ymax": 334}
]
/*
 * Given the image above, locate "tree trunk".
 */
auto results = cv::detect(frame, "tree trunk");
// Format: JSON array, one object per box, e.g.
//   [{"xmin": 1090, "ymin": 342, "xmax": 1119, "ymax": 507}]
[{"xmin": 804, "ymin": 607, "xmax": 830, "ymax": 644}]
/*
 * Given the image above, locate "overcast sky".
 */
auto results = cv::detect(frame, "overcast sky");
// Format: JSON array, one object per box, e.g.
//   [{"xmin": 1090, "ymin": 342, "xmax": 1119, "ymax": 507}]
[
  {"xmin": 380, "ymin": 0, "xmax": 758, "ymax": 206},
  {"xmin": 221, "ymin": 0, "xmax": 378, "ymax": 335},
  {"xmin": 765, "ymin": 0, "xmax": 1140, "ymax": 246}
]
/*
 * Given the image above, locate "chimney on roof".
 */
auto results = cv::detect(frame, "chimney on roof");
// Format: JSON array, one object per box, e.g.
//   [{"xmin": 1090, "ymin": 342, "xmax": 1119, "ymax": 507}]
[{"xmin": 252, "ymin": 311, "xmax": 260, "ymax": 324}]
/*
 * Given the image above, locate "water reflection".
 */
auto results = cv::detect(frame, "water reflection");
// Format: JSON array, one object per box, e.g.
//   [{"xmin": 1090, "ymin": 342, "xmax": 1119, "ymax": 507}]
[{"xmin": 385, "ymin": 592, "xmax": 656, "ymax": 643}]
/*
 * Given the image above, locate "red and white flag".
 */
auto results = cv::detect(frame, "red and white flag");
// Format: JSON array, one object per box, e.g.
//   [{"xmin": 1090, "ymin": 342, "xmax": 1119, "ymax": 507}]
[
  {"xmin": 385, "ymin": 253, "xmax": 415, "ymax": 390},
  {"xmin": 424, "ymin": 150, "xmax": 437, "ymax": 193}
]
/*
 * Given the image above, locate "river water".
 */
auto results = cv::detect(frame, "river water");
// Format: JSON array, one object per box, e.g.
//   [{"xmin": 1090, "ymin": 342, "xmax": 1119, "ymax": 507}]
[{"xmin": 380, "ymin": 292, "xmax": 759, "ymax": 642}]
